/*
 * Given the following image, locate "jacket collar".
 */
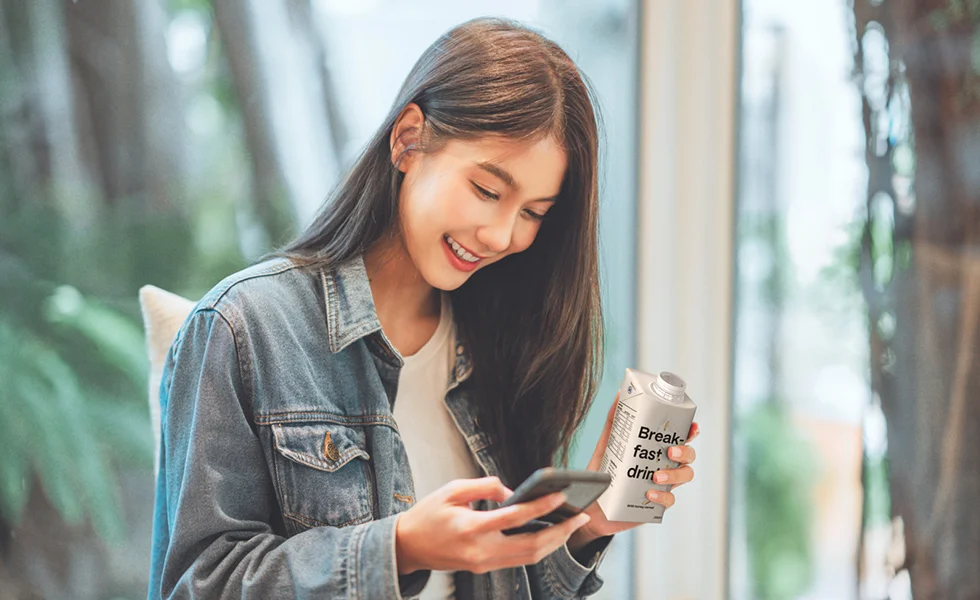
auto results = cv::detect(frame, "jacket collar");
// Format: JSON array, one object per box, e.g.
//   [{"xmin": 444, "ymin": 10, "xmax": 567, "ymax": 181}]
[
  {"xmin": 320, "ymin": 253, "xmax": 383, "ymax": 354},
  {"xmin": 319, "ymin": 254, "xmax": 473, "ymax": 385}
]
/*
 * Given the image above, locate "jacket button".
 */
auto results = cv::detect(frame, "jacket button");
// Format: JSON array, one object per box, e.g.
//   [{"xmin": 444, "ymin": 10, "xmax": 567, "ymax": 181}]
[{"xmin": 323, "ymin": 432, "xmax": 339, "ymax": 461}]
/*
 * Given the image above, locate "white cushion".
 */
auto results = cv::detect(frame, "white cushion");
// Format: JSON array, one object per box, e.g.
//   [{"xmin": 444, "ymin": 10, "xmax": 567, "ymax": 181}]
[{"xmin": 138, "ymin": 285, "xmax": 196, "ymax": 474}]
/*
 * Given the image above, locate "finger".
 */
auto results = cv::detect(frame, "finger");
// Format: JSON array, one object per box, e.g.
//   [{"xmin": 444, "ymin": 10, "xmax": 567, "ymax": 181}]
[
  {"xmin": 444, "ymin": 476, "xmax": 513, "ymax": 505},
  {"xmin": 607, "ymin": 391, "xmax": 620, "ymax": 424},
  {"xmin": 644, "ymin": 489, "xmax": 675, "ymax": 509},
  {"xmin": 667, "ymin": 444, "xmax": 697, "ymax": 465},
  {"xmin": 477, "ymin": 491, "xmax": 566, "ymax": 532},
  {"xmin": 541, "ymin": 511, "xmax": 591, "ymax": 547},
  {"xmin": 653, "ymin": 465, "xmax": 694, "ymax": 486},
  {"xmin": 511, "ymin": 512, "xmax": 591, "ymax": 562},
  {"xmin": 687, "ymin": 422, "xmax": 700, "ymax": 443}
]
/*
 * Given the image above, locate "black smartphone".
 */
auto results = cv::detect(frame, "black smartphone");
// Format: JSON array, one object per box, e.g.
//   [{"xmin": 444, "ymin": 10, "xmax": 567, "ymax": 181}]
[{"xmin": 497, "ymin": 468, "xmax": 611, "ymax": 535}]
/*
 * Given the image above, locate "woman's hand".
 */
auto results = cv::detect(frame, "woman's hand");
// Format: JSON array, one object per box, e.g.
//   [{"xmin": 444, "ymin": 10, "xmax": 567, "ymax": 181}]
[
  {"xmin": 569, "ymin": 392, "xmax": 700, "ymax": 550},
  {"xmin": 395, "ymin": 477, "xmax": 591, "ymax": 575}
]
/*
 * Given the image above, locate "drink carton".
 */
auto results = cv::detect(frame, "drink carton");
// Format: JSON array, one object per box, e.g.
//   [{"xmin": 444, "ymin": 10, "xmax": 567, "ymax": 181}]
[{"xmin": 596, "ymin": 369, "xmax": 697, "ymax": 523}]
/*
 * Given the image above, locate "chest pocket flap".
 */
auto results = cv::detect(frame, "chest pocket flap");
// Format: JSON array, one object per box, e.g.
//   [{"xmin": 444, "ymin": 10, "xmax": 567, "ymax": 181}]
[
  {"xmin": 273, "ymin": 421, "xmax": 371, "ymax": 471},
  {"xmin": 271, "ymin": 421, "xmax": 374, "ymax": 531}
]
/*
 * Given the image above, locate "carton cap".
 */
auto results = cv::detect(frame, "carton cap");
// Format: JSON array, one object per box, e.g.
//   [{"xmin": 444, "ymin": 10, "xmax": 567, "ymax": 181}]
[{"xmin": 652, "ymin": 371, "xmax": 686, "ymax": 403}]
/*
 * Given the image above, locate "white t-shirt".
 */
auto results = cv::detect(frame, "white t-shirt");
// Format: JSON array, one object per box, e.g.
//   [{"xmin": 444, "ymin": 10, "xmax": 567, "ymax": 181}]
[{"xmin": 391, "ymin": 293, "xmax": 481, "ymax": 600}]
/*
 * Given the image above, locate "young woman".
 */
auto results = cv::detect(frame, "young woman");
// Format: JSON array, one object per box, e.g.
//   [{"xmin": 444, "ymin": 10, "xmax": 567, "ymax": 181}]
[{"xmin": 148, "ymin": 17, "xmax": 698, "ymax": 600}]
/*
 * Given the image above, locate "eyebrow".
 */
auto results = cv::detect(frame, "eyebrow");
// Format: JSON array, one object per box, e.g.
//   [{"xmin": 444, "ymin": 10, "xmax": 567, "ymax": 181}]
[
  {"xmin": 475, "ymin": 161, "xmax": 518, "ymax": 190},
  {"xmin": 474, "ymin": 161, "xmax": 559, "ymax": 203}
]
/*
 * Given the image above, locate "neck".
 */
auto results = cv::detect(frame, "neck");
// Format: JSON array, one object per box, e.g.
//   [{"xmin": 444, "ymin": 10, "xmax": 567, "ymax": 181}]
[{"xmin": 364, "ymin": 233, "xmax": 441, "ymax": 330}]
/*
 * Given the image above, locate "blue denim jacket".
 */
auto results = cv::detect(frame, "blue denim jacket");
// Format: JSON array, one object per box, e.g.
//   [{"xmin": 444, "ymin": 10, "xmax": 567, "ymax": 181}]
[{"xmin": 147, "ymin": 255, "xmax": 613, "ymax": 599}]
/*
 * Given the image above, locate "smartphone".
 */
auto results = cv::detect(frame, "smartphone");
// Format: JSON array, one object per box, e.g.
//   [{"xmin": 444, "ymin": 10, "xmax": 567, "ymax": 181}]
[{"xmin": 497, "ymin": 468, "xmax": 611, "ymax": 535}]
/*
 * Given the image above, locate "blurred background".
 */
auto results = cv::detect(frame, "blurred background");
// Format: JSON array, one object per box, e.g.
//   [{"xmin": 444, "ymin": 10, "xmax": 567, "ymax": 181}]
[{"xmin": 0, "ymin": 0, "xmax": 976, "ymax": 599}]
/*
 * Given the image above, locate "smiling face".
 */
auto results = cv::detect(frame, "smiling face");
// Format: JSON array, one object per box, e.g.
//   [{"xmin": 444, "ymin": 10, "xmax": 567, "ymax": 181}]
[{"xmin": 392, "ymin": 107, "xmax": 567, "ymax": 291}]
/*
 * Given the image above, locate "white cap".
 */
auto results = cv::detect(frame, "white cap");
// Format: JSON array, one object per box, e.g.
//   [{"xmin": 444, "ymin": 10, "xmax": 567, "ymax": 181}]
[{"xmin": 652, "ymin": 371, "xmax": 686, "ymax": 403}]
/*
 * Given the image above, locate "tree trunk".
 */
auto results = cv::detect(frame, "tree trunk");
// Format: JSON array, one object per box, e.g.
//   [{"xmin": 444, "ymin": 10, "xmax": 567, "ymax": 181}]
[
  {"xmin": 0, "ymin": 0, "xmax": 97, "ymax": 280},
  {"xmin": 62, "ymin": 0, "xmax": 193, "ymax": 294},
  {"xmin": 854, "ymin": 1, "xmax": 980, "ymax": 598},
  {"xmin": 212, "ymin": 0, "xmax": 344, "ymax": 250},
  {"xmin": 0, "ymin": 0, "xmax": 187, "ymax": 594}
]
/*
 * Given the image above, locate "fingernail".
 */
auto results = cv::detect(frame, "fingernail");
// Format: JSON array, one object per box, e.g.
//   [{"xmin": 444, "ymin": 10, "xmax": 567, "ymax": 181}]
[
  {"xmin": 654, "ymin": 471, "xmax": 668, "ymax": 484},
  {"xmin": 646, "ymin": 491, "xmax": 658, "ymax": 502},
  {"xmin": 670, "ymin": 447, "xmax": 681, "ymax": 459}
]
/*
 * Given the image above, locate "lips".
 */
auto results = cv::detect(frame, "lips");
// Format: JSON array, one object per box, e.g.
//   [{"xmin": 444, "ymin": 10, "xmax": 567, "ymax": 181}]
[
  {"xmin": 442, "ymin": 235, "xmax": 481, "ymax": 272},
  {"xmin": 444, "ymin": 234, "xmax": 484, "ymax": 262}
]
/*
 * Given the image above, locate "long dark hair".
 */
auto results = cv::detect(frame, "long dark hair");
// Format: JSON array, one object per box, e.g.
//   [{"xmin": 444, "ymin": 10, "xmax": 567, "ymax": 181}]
[{"xmin": 278, "ymin": 17, "xmax": 603, "ymax": 488}]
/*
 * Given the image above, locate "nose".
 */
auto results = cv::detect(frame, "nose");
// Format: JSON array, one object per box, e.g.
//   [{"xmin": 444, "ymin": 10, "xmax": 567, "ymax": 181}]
[{"xmin": 474, "ymin": 212, "xmax": 516, "ymax": 255}]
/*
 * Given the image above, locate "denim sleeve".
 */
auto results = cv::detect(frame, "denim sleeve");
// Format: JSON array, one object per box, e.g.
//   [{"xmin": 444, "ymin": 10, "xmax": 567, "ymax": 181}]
[
  {"xmin": 526, "ymin": 534, "xmax": 614, "ymax": 599},
  {"xmin": 148, "ymin": 308, "xmax": 430, "ymax": 599}
]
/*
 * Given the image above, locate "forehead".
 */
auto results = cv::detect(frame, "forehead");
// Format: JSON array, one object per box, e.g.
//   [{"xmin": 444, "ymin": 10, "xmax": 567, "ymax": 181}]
[{"xmin": 436, "ymin": 135, "xmax": 567, "ymax": 196}]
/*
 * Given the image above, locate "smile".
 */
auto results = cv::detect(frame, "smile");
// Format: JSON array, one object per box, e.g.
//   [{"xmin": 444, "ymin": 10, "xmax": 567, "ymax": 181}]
[{"xmin": 444, "ymin": 234, "xmax": 482, "ymax": 263}]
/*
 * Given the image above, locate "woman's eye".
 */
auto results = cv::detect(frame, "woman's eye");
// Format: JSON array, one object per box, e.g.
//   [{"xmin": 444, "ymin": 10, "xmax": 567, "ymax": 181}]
[
  {"xmin": 472, "ymin": 183, "xmax": 499, "ymax": 201},
  {"xmin": 523, "ymin": 209, "xmax": 547, "ymax": 222}
]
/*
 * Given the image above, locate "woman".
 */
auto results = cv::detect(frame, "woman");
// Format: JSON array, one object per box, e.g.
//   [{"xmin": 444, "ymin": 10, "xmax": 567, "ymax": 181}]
[{"xmin": 148, "ymin": 17, "xmax": 698, "ymax": 600}]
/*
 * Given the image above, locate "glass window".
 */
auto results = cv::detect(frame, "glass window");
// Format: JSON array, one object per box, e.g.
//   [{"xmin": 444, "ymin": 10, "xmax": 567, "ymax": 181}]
[{"xmin": 732, "ymin": 1, "xmax": 980, "ymax": 598}]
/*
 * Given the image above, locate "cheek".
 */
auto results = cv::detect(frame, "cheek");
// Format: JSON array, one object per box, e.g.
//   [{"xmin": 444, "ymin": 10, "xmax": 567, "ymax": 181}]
[
  {"xmin": 400, "ymin": 181, "xmax": 441, "ymax": 244},
  {"xmin": 402, "ymin": 175, "xmax": 473, "ymax": 230},
  {"xmin": 509, "ymin": 224, "xmax": 541, "ymax": 254}
]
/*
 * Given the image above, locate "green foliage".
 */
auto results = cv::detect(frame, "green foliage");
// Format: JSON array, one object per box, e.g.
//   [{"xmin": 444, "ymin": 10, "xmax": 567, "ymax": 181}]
[
  {"xmin": 974, "ymin": 29, "xmax": 980, "ymax": 73},
  {"xmin": 742, "ymin": 403, "xmax": 818, "ymax": 600},
  {"xmin": 862, "ymin": 453, "xmax": 892, "ymax": 529},
  {"xmin": 738, "ymin": 214, "xmax": 795, "ymax": 306},
  {"xmin": 0, "ymin": 0, "xmax": 249, "ymax": 566},
  {"xmin": 0, "ymin": 0, "xmax": 250, "ymax": 546},
  {"xmin": 169, "ymin": 0, "xmax": 213, "ymax": 14},
  {"xmin": 816, "ymin": 218, "xmax": 867, "ymax": 319},
  {"xmin": 0, "ymin": 251, "xmax": 153, "ymax": 543}
]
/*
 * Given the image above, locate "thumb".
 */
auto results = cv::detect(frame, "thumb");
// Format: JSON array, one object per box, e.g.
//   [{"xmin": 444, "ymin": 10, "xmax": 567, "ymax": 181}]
[{"xmin": 444, "ymin": 476, "xmax": 513, "ymax": 505}]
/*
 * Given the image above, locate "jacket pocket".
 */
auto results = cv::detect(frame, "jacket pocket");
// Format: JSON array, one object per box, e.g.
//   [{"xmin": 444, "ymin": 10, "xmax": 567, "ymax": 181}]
[{"xmin": 271, "ymin": 421, "xmax": 374, "ymax": 533}]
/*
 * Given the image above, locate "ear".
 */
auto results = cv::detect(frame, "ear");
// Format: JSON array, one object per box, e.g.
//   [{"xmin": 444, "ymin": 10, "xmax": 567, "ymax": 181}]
[{"xmin": 390, "ymin": 102, "xmax": 425, "ymax": 173}]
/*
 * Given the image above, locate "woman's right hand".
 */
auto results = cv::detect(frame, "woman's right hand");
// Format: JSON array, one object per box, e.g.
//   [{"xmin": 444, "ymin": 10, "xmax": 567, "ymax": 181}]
[{"xmin": 394, "ymin": 476, "xmax": 591, "ymax": 575}]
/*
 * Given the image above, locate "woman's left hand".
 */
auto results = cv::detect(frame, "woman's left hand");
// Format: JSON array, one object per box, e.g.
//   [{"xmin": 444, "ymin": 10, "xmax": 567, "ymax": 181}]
[{"xmin": 569, "ymin": 392, "xmax": 699, "ymax": 548}]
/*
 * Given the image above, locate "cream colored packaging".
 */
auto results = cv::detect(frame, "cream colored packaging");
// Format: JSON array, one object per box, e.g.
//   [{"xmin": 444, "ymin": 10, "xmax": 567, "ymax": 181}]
[{"xmin": 596, "ymin": 368, "xmax": 697, "ymax": 523}]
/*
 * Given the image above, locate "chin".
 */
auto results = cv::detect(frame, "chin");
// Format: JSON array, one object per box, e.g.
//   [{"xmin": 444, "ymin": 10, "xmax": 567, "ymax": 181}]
[
  {"xmin": 424, "ymin": 268, "xmax": 469, "ymax": 292},
  {"xmin": 422, "ymin": 255, "xmax": 474, "ymax": 291}
]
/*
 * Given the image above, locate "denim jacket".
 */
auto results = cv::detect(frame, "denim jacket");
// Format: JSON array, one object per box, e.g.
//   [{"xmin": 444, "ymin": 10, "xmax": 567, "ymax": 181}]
[{"xmin": 147, "ymin": 254, "xmax": 613, "ymax": 599}]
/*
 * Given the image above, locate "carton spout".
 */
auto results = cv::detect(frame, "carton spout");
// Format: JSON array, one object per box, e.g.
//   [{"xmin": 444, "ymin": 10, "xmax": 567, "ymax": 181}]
[{"xmin": 653, "ymin": 371, "xmax": 686, "ymax": 403}]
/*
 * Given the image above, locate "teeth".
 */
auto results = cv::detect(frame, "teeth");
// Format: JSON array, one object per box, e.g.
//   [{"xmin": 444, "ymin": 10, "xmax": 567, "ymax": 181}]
[{"xmin": 445, "ymin": 235, "xmax": 480, "ymax": 263}]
